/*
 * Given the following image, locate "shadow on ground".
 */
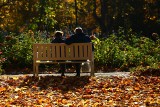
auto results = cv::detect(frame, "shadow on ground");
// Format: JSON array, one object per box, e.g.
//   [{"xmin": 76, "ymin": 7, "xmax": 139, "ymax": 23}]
[{"xmin": 19, "ymin": 76, "xmax": 90, "ymax": 92}]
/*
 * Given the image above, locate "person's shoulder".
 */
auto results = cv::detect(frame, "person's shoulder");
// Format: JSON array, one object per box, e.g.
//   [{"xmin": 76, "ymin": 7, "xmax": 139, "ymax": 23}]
[
  {"xmin": 85, "ymin": 34, "xmax": 90, "ymax": 37},
  {"xmin": 59, "ymin": 38, "xmax": 65, "ymax": 43},
  {"xmin": 51, "ymin": 38, "xmax": 56, "ymax": 43},
  {"xmin": 84, "ymin": 34, "xmax": 92, "ymax": 42},
  {"xmin": 62, "ymin": 39, "xmax": 65, "ymax": 42},
  {"xmin": 84, "ymin": 34, "xmax": 90, "ymax": 38}
]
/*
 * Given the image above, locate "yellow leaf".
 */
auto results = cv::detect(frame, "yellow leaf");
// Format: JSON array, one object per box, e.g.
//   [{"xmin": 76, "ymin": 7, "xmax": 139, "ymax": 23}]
[{"xmin": 15, "ymin": 87, "xmax": 21, "ymax": 92}]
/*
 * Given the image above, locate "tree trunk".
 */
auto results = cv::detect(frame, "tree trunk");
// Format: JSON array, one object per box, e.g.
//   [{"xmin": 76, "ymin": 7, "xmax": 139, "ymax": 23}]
[{"xmin": 92, "ymin": 0, "xmax": 111, "ymax": 37}]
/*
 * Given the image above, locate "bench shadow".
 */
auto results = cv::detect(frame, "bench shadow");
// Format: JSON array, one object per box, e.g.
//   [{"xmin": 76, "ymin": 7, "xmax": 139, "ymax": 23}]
[{"xmin": 19, "ymin": 75, "xmax": 90, "ymax": 93}]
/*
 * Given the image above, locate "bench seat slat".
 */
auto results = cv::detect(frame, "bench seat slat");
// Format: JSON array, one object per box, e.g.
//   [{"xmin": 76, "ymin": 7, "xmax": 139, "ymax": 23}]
[{"xmin": 36, "ymin": 60, "xmax": 90, "ymax": 64}]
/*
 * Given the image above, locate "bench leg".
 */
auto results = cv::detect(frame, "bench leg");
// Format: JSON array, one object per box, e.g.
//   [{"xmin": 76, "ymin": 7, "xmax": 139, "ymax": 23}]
[
  {"xmin": 33, "ymin": 63, "xmax": 36, "ymax": 76},
  {"xmin": 90, "ymin": 61, "xmax": 95, "ymax": 76},
  {"xmin": 90, "ymin": 52, "xmax": 95, "ymax": 76},
  {"xmin": 33, "ymin": 63, "xmax": 39, "ymax": 77},
  {"xmin": 35, "ymin": 64, "xmax": 39, "ymax": 76}
]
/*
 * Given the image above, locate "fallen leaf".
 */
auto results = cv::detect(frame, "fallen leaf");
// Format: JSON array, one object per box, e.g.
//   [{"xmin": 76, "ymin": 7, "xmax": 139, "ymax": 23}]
[{"xmin": 0, "ymin": 87, "xmax": 6, "ymax": 92}]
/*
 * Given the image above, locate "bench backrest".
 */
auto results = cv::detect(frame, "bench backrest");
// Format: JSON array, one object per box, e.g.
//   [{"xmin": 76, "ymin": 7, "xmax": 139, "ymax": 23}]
[{"xmin": 33, "ymin": 43, "xmax": 93, "ymax": 61}]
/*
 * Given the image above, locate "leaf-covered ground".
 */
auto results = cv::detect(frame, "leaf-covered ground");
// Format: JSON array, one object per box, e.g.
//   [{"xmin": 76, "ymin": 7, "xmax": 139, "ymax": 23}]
[{"xmin": 0, "ymin": 75, "xmax": 160, "ymax": 106}]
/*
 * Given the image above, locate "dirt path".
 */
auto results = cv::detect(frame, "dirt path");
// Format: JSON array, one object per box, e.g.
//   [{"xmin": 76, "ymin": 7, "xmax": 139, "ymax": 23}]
[{"xmin": 0, "ymin": 72, "xmax": 130, "ymax": 79}]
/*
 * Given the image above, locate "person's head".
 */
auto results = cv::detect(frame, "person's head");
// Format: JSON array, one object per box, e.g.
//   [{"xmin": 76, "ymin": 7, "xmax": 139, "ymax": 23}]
[
  {"xmin": 54, "ymin": 31, "xmax": 63, "ymax": 38},
  {"xmin": 74, "ymin": 27, "xmax": 83, "ymax": 34}
]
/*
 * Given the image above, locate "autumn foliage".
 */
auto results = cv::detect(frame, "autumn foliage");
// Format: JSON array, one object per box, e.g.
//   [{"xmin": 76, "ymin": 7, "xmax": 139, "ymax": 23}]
[
  {"xmin": 0, "ymin": 75, "xmax": 159, "ymax": 106},
  {"xmin": 1, "ymin": 0, "xmax": 159, "ymax": 35}
]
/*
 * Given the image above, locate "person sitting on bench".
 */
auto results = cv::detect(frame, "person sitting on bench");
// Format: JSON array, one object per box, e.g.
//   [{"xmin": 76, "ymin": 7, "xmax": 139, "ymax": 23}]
[
  {"xmin": 65, "ymin": 27, "xmax": 92, "ymax": 77},
  {"xmin": 51, "ymin": 31, "xmax": 66, "ymax": 76}
]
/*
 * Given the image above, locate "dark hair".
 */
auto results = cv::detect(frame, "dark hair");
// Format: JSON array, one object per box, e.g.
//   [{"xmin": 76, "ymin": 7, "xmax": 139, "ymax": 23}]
[
  {"xmin": 54, "ymin": 31, "xmax": 63, "ymax": 38},
  {"xmin": 74, "ymin": 27, "xmax": 83, "ymax": 34}
]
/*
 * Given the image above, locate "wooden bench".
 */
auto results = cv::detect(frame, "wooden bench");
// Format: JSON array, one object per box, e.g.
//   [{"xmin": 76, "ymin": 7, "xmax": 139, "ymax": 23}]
[{"xmin": 33, "ymin": 43, "xmax": 94, "ymax": 76}]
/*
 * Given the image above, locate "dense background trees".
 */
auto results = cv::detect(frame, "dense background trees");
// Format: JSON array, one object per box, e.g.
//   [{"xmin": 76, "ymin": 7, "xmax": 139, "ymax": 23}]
[
  {"xmin": 0, "ymin": 0, "xmax": 159, "ymax": 74},
  {"xmin": 0, "ymin": 0, "xmax": 159, "ymax": 37}
]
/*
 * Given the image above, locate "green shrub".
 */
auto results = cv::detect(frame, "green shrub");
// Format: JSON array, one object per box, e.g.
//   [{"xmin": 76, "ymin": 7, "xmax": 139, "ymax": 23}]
[
  {"xmin": 93, "ymin": 28, "xmax": 160, "ymax": 71},
  {"xmin": 2, "ymin": 31, "xmax": 50, "ymax": 70}
]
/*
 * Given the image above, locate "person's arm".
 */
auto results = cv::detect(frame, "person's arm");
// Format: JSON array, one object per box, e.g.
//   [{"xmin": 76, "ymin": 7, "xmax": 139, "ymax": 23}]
[
  {"xmin": 51, "ymin": 39, "xmax": 55, "ymax": 43},
  {"xmin": 65, "ymin": 35, "xmax": 74, "ymax": 45},
  {"xmin": 86, "ymin": 36, "xmax": 92, "ymax": 42}
]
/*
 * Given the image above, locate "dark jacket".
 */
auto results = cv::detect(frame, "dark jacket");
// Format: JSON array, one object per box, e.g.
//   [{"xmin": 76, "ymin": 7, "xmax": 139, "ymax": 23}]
[
  {"xmin": 65, "ymin": 33, "xmax": 91, "ymax": 44},
  {"xmin": 65, "ymin": 33, "xmax": 94, "ymax": 51},
  {"xmin": 51, "ymin": 37, "xmax": 65, "ymax": 43}
]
